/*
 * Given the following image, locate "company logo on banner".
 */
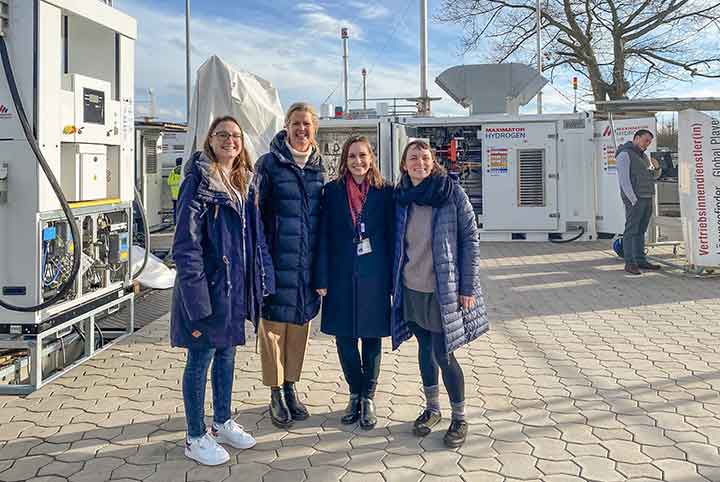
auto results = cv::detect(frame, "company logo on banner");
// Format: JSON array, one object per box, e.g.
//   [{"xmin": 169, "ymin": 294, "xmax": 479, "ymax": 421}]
[
  {"xmin": 0, "ymin": 104, "xmax": 11, "ymax": 119},
  {"xmin": 679, "ymin": 110, "xmax": 720, "ymax": 267}
]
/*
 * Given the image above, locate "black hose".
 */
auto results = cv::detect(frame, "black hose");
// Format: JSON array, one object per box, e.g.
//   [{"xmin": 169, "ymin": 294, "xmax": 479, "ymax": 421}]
[
  {"xmin": 550, "ymin": 226, "xmax": 586, "ymax": 244},
  {"xmin": 132, "ymin": 186, "xmax": 149, "ymax": 279},
  {"xmin": 0, "ymin": 36, "xmax": 82, "ymax": 312}
]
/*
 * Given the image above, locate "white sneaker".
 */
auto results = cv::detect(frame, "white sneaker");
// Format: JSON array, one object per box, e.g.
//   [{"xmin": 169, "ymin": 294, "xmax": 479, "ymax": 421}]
[
  {"xmin": 185, "ymin": 433, "xmax": 230, "ymax": 466},
  {"xmin": 211, "ymin": 419, "xmax": 257, "ymax": 449}
]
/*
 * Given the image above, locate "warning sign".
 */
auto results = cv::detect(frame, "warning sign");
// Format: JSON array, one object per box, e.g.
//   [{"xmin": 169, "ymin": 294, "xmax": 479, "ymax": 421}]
[{"xmin": 488, "ymin": 148, "xmax": 509, "ymax": 176}]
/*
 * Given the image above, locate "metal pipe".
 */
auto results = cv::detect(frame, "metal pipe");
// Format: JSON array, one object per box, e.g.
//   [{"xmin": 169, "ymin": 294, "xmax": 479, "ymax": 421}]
[
  {"xmin": 536, "ymin": 0, "xmax": 543, "ymax": 114},
  {"xmin": 419, "ymin": 0, "xmax": 428, "ymax": 114},
  {"xmin": 361, "ymin": 68, "xmax": 367, "ymax": 110},
  {"xmin": 342, "ymin": 27, "xmax": 349, "ymax": 117},
  {"xmin": 185, "ymin": 0, "xmax": 191, "ymax": 122}
]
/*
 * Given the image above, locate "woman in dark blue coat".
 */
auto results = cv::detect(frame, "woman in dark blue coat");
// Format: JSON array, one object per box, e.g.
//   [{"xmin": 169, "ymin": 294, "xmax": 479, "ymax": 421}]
[
  {"xmin": 391, "ymin": 140, "xmax": 488, "ymax": 449},
  {"xmin": 315, "ymin": 136, "xmax": 393, "ymax": 430},
  {"xmin": 171, "ymin": 116, "xmax": 275, "ymax": 466},
  {"xmin": 254, "ymin": 102, "xmax": 326, "ymax": 428}
]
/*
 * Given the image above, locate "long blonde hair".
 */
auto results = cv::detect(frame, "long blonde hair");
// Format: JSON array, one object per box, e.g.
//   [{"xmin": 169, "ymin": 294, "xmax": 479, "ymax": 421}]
[
  {"xmin": 338, "ymin": 136, "xmax": 384, "ymax": 188},
  {"xmin": 203, "ymin": 116, "xmax": 253, "ymax": 198}
]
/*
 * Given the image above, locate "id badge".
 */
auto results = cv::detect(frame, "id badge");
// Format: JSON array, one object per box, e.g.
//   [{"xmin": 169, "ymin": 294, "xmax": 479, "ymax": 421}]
[{"xmin": 357, "ymin": 237, "xmax": 372, "ymax": 256}]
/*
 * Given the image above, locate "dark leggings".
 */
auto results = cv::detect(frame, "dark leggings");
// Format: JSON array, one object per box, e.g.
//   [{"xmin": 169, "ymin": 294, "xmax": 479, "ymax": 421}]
[
  {"xmin": 335, "ymin": 336, "xmax": 382, "ymax": 398},
  {"xmin": 410, "ymin": 323, "xmax": 465, "ymax": 404}
]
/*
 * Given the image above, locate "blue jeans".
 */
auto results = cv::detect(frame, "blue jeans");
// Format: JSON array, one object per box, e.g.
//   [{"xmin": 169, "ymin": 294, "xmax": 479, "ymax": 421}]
[
  {"xmin": 623, "ymin": 197, "xmax": 653, "ymax": 264},
  {"xmin": 182, "ymin": 347, "xmax": 236, "ymax": 438}
]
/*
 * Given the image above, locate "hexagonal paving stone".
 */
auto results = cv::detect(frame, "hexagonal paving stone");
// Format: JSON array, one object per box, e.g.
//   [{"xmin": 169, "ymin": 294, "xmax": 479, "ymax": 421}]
[
  {"xmin": 0, "ymin": 455, "xmax": 52, "ymax": 482},
  {"xmin": 575, "ymin": 456, "xmax": 624, "ymax": 482},
  {"xmin": 341, "ymin": 472, "xmax": 384, "ymax": 482},
  {"xmin": 616, "ymin": 462, "xmax": 663, "ymax": 480},
  {"xmin": 601, "ymin": 440, "xmax": 651, "ymax": 464},
  {"xmin": 677, "ymin": 442, "xmax": 720, "ymax": 466},
  {"xmin": 529, "ymin": 437, "xmax": 571, "ymax": 461},
  {"xmin": 420, "ymin": 450, "xmax": 463, "ymax": 477},
  {"xmin": 344, "ymin": 448, "xmax": 385, "ymax": 473},
  {"xmin": 537, "ymin": 459, "xmax": 581, "ymax": 477},
  {"xmin": 459, "ymin": 456, "xmax": 501, "ymax": 473},
  {"xmin": 496, "ymin": 454, "xmax": 542, "ymax": 480},
  {"xmin": 263, "ymin": 468, "xmax": 306, "ymax": 482},
  {"xmin": 381, "ymin": 467, "xmax": 424, "ymax": 482},
  {"xmin": 653, "ymin": 459, "xmax": 704, "ymax": 481},
  {"xmin": 36, "ymin": 461, "xmax": 83, "ymax": 478},
  {"xmin": 186, "ymin": 464, "xmax": 230, "ymax": 482},
  {"xmin": 304, "ymin": 466, "xmax": 347, "ymax": 482}
]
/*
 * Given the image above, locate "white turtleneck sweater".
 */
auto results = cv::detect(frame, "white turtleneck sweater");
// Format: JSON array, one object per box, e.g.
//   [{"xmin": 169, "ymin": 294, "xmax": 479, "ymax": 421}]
[{"xmin": 285, "ymin": 141, "xmax": 312, "ymax": 169}]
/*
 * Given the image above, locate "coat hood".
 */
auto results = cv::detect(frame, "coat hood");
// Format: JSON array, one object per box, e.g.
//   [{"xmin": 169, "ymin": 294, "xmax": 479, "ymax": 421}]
[
  {"xmin": 184, "ymin": 151, "xmax": 253, "ymax": 199},
  {"xmin": 269, "ymin": 130, "xmax": 323, "ymax": 171}
]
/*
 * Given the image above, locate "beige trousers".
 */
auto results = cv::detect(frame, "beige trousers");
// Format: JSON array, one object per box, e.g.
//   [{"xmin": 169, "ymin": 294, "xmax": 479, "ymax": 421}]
[{"xmin": 258, "ymin": 319, "xmax": 311, "ymax": 387}]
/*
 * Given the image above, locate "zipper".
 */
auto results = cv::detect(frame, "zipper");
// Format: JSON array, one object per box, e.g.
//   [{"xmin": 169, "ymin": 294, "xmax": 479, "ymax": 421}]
[{"xmin": 223, "ymin": 255, "xmax": 232, "ymax": 296}]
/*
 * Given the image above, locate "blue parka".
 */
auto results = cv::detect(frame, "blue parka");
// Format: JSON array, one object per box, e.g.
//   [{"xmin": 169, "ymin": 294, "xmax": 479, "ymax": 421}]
[
  {"xmin": 170, "ymin": 152, "xmax": 275, "ymax": 349},
  {"xmin": 255, "ymin": 131, "xmax": 325, "ymax": 324},
  {"xmin": 391, "ymin": 179, "xmax": 489, "ymax": 355}
]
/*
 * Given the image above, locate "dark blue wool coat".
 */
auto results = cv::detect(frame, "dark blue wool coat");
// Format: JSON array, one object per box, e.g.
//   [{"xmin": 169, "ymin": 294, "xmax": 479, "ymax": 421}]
[
  {"xmin": 255, "ymin": 131, "xmax": 326, "ymax": 325},
  {"xmin": 391, "ymin": 179, "xmax": 488, "ymax": 355},
  {"xmin": 170, "ymin": 152, "xmax": 275, "ymax": 349},
  {"xmin": 315, "ymin": 179, "xmax": 394, "ymax": 338}
]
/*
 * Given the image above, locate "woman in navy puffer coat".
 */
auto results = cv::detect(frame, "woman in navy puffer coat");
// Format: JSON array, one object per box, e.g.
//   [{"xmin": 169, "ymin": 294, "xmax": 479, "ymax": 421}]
[
  {"xmin": 254, "ymin": 102, "xmax": 326, "ymax": 429},
  {"xmin": 171, "ymin": 116, "xmax": 275, "ymax": 466},
  {"xmin": 391, "ymin": 139, "xmax": 488, "ymax": 449}
]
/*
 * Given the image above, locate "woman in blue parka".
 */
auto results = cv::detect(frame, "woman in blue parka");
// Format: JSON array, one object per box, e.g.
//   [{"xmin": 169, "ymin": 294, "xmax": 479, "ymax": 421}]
[
  {"xmin": 391, "ymin": 139, "xmax": 488, "ymax": 449},
  {"xmin": 171, "ymin": 116, "xmax": 275, "ymax": 466},
  {"xmin": 315, "ymin": 135, "xmax": 394, "ymax": 430}
]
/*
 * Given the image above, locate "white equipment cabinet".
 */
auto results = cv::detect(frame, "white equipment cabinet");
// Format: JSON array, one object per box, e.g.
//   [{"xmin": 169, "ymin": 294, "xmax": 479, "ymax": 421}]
[
  {"xmin": 320, "ymin": 112, "xmax": 655, "ymax": 242},
  {"xmin": 0, "ymin": 0, "xmax": 136, "ymax": 393}
]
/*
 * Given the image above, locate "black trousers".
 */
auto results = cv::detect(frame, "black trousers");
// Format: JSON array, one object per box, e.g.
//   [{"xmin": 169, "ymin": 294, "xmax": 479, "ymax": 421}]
[
  {"xmin": 410, "ymin": 323, "xmax": 465, "ymax": 404},
  {"xmin": 335, "ymin": 336, "xmax": 382, "ymax": 398}
]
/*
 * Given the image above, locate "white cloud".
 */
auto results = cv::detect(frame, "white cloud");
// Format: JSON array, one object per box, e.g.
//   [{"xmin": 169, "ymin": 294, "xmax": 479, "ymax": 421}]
[
  {"xmin": 348, "ymin": 1, "xmax": 391, "ymax": 19},
  {"xmin": 296, "ymin": 3, "xmax": 326, "ymax": 13},
  {"xmin": 300, "ymin": 11, "xmax": 363, "ymax": 40}
]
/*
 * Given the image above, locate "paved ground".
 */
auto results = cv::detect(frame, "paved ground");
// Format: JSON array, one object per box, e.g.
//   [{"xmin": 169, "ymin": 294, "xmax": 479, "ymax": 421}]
[{"xmin": 1, "ymin": 242, "xmax": 720, "ymax": 482}]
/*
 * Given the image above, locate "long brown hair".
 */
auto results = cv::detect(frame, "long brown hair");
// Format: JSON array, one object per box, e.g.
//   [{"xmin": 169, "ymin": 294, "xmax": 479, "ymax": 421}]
[
  {"xmin": 203, "ymin": 116, "xmax": 253, "ymax": 198},
  {"xmin": 338, "ymin": 136, "xmax": 385, "ymax": 188},
  {"xmin": 399, "ymin": 139, "xmax": 446, "ymax": 178}
]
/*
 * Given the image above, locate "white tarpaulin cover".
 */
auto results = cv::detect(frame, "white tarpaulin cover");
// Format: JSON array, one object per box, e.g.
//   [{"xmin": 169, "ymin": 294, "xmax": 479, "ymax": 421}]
[
  {"xmin": 183, "ymin": 55, "xmax": 284, "ymax": 165},
  {"xmin": 678, "ymin": 109, "xmax": 720, "ymax": 267}
]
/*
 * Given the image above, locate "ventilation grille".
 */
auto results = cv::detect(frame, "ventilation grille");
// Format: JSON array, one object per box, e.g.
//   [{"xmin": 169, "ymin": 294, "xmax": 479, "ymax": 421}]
[
  {"xmin": 517, "ymin": 149, "xmax": 545, "ymax": 207},
  {"xmin": 144, "ymin": 135, "xmax": 159, "ymax": 174},
  {"xmin": 563, "ymin": 119, "xmax": 585, "ymax": 129},
  {"xmin": 0, "ymin": 1, "xmax": 9, "ymax": 36}
]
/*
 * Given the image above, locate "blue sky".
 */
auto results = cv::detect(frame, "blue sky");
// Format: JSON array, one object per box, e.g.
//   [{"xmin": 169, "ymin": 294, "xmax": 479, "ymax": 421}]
[{"xmin": 115, "ymin": 0, "xmax": 720, "ymax": 122}]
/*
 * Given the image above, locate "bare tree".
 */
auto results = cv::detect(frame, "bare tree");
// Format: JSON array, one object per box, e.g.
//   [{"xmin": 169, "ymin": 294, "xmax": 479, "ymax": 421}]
[{"xmin": 436, "ymin": 0, "xmax": 720, "ymax": 101}]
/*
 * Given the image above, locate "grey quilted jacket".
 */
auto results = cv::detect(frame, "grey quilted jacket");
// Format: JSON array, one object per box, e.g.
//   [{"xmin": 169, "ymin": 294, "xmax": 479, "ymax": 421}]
[{"xmin": 390, "ymin": 181, "xmax": 488, "ymax": 355}]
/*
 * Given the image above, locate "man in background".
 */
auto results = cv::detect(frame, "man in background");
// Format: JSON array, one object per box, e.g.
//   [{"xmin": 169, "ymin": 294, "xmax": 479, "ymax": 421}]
[{"xmin": 617, "ymin": 129, "xmax": 662, "ymax": 275}]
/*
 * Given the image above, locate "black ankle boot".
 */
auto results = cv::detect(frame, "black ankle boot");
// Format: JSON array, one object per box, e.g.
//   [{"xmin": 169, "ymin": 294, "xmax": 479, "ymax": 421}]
[
  {"xmin": 283, "ymin": 382, "xmax": 309, "ymax": 421},
  {"xmin": 341, "ymin": 394, "xmax": 361, "ymax": 425},
  {"xmin": 359, "ymin": 397, "xmax": 377, "ymax": 430},
  {"xmin": 270, "ymin": 387, "xmax": 292, "ymax": 428}
]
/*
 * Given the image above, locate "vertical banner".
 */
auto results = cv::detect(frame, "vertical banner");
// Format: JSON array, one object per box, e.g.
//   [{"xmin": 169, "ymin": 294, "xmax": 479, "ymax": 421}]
[{"xmin": 678, "ymin": 109, "xmax": 720, "ymax": 267}]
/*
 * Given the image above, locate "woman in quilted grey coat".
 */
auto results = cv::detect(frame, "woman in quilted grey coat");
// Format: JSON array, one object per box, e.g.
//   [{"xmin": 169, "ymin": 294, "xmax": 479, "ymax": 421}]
[{"xmin": 391, "ymin": 139, "xmax": 488, "ymax": 448}]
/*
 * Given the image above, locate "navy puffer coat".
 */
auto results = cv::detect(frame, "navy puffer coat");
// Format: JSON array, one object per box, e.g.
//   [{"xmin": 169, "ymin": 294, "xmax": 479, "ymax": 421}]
[
  {"xmin": 391, "ymin": 179, "xmax": 488, "ymax": 355},
  {"xmin": 314, "ymin": 179, "xmax": 394, "ymax": 338},
  {"xmin": 170, "ymin": 152, "xmax": 275, "ymax": 349},
  {"xmin": 255, "ymin": 130, "xmax": 325, "ymax": 324}
]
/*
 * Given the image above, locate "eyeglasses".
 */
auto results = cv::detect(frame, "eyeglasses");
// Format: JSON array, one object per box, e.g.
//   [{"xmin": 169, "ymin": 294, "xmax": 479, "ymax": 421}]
[{"xmin": 212, "ymin": 131, "xmax": 243, "ymax": 141}]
